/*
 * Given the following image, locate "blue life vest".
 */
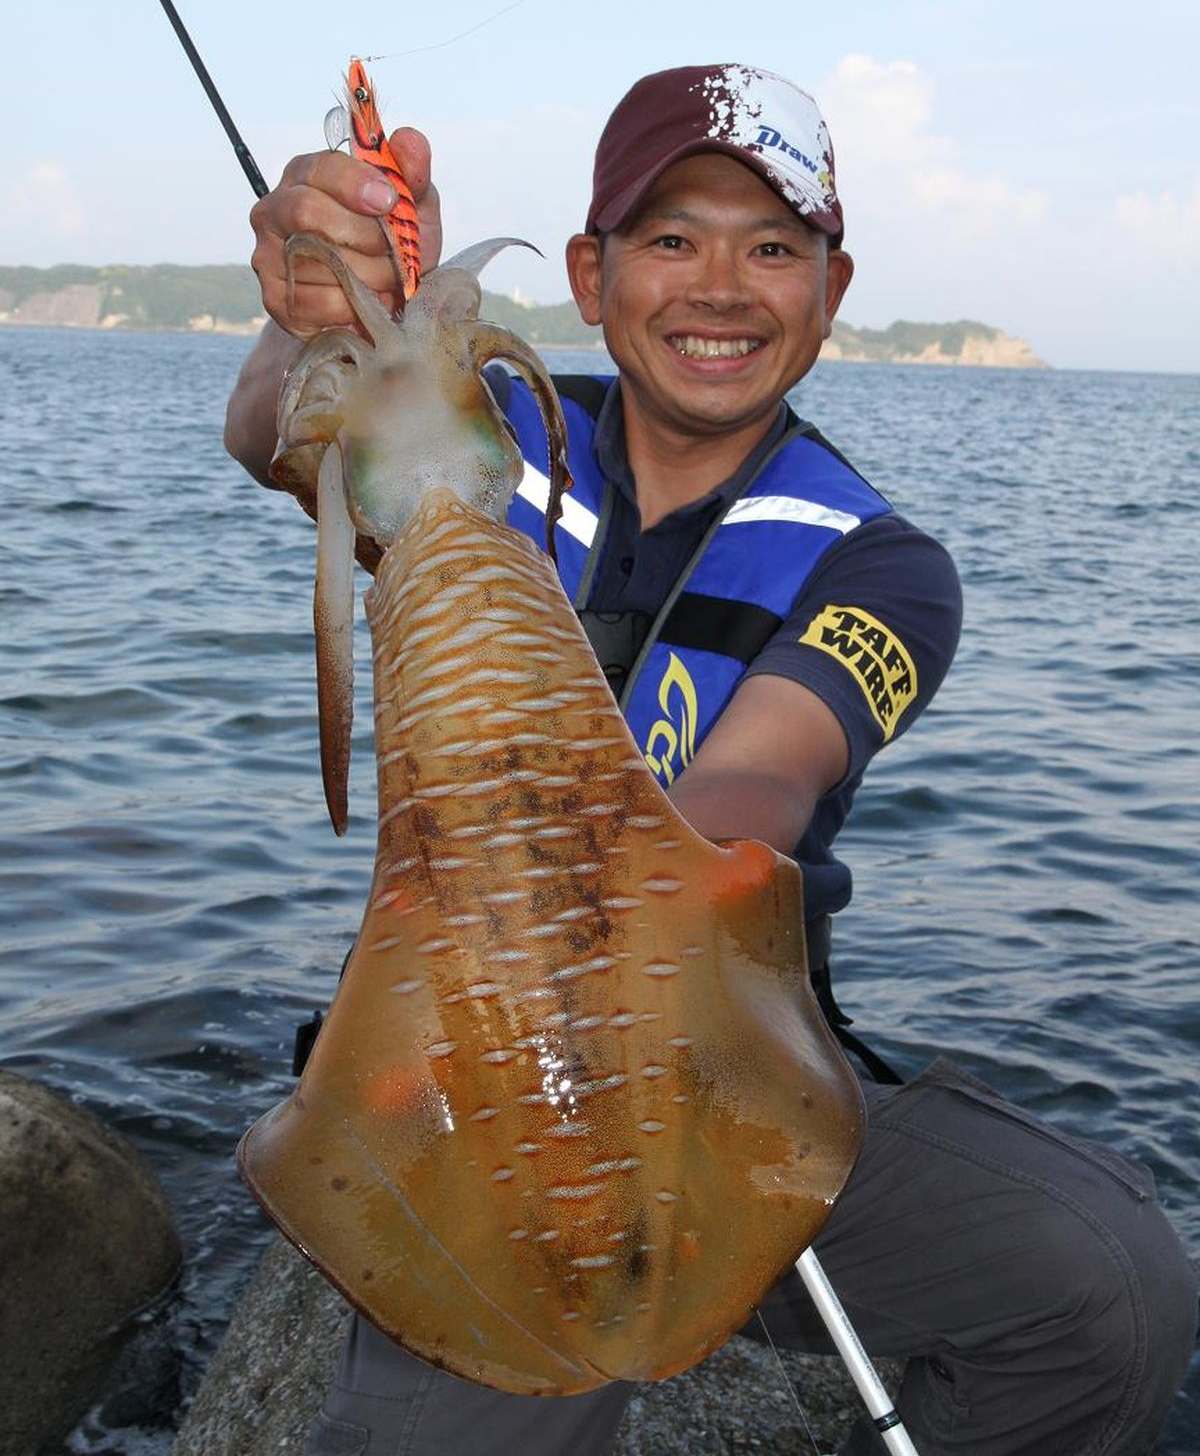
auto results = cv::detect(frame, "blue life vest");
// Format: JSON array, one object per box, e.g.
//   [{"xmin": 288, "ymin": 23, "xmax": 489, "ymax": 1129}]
[{"xmin": 503, "ymin": 376, "xmax": 894, "ymax": 788}]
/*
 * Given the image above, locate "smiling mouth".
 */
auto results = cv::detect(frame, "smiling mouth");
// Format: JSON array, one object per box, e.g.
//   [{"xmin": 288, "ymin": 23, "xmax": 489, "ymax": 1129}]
[{"xmin": 668, "ymin": 335, "xmax": 764, "ymax": 360}]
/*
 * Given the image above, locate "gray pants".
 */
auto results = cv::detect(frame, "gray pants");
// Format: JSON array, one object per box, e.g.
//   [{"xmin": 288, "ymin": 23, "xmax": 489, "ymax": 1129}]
[{"xmin": 304, "ymin": 1060, "xmax": 1197, "ymax": 1456}]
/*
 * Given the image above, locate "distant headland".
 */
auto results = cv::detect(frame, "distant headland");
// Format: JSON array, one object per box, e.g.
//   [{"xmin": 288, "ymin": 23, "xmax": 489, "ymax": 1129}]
[{"xmin": 0, "ymin": 263, "xmax": 1047, "ymax": 368}]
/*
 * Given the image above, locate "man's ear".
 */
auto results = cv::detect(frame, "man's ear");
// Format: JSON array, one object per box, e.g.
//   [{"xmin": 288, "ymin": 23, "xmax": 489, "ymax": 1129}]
[
  {"xmin": 566, "ymin": 233, "xmax": 603, "ymax": 326},
  {"xmin": 823, "ymin": 248, "xmax": 854, "ymax": 338}
]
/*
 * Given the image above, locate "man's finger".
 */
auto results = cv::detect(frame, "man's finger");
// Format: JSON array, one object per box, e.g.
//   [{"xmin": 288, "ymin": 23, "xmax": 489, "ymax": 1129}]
[
  {"xmin": 384, "ymin": 129, "xmax": 443, "ymax": 272},
  {"xmin": 415, "ymin": 181, "xmax": 444, "ymax": 274},
  {"xmin": 387, "ymin": 128, "xmax": 432, "ymax": 200},
  {"xmin": 252, "ymin": 184, "xmax": 395, "ymax": 257},
  {"xmin": 280, "ymin": 149, "xmax": 399, "ymax": 217}
]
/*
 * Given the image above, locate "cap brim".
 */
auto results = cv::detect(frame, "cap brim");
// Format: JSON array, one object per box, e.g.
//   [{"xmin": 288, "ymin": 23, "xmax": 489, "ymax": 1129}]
[{"xmin": 589, "ymin": 138, "xmax": 843, "ymax": 245}]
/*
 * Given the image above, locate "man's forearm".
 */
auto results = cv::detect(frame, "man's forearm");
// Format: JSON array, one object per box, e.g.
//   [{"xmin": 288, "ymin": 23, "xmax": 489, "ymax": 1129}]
[
  {"xmin": 662, "ymin": 675, "xmax": 847, "ymax": 857},
  {"xmin": 224, "ymin": 320, "xmax": 303, "ymax": 484},
  {"xmin": 668, "ymin": 770, "xmax": 819, "ymax": 857}
]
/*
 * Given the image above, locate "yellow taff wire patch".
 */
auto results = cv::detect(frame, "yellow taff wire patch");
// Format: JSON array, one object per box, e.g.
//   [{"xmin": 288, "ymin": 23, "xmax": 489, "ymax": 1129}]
[{"xmin": 799, "ymin": 605, "xmax": 918, "ymax": 742}]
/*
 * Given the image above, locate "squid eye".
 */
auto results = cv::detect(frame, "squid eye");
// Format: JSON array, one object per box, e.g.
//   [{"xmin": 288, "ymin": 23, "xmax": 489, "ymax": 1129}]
[{"xmin": 354, "ymin": 86, "xmax": 369, "ymax": 103}]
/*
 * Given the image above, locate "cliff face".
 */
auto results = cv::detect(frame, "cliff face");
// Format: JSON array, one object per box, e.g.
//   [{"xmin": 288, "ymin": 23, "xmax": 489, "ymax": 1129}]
[
  {"xmin": 471, "ymin": 299, "xmax": 1048, "ymax": 367},
  {"xmin": 1, "ymin": 283, "xmax": 106, "ymax": 328},
  {"xmin": 821, "ymin": 318, "xmax": 1047, "ymax": 368},
  {"xmin": 0, "ymin": 288, "xmax": 264, "ymax": 333},
  {"xmin": 0, "ymin": 265, "xmax": 266, "ymax": 335}
]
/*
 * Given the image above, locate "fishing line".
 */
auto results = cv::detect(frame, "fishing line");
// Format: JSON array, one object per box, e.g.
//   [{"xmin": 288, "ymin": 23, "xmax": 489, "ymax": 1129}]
[
  {"xmin": 363, "ymin": 0, "xmax": 527, "ymax": 63},
  {"xmin": 755, "ymin": 1309, "xmax": 826, "ymax": 1456},
  {"xmin": 158, "ymin": 0, "xmax": 529, "ymax": 200}
]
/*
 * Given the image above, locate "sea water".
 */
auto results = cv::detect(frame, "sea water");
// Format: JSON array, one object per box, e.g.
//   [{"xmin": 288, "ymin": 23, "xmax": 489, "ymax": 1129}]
[{"xmin": 0, "ymin": 327, "xmax": 1196, "ymax": 1449}]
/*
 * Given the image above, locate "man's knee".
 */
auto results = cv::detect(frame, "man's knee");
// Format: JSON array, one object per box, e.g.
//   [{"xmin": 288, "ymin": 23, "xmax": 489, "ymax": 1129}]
[
  {"xmin": 1107, "ymin": 1199, "xmax": 1199, "ymax": 1443},
  {"xmin": 1005, "ymin": 1182, "xmax": 1197, "ymax": 1448},
  {"xmin": 859, "ymin": 1065, "xmax": 1197, "ymax": 1447}
]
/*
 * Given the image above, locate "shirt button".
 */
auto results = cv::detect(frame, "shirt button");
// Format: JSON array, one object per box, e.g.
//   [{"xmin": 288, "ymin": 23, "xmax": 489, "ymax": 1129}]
[{"xmin": 620, "ymin": 556, "xmax": 634, "ymax": 575}]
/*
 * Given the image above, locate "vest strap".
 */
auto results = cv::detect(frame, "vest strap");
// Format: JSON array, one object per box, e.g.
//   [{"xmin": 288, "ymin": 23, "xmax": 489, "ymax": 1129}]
[
  {"xmin": 807, "ymin": 926, "xmax": 905, "ymax": 1087},
  {"xmin": 660, "ymin": 592, "xmax": 784, "ymax": 665},
  {"xmin": 553, "ymin": 374, "xmax": 610, "ymax": 418}
]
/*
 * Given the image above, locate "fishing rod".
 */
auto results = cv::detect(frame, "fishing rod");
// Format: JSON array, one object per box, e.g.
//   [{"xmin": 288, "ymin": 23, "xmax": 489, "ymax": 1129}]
[
  {"xmin": 794, "ymin": 1249, "xmax": 919, "ymax": 1455},
  {"xmin": 156, "ymin": 0, "xmax": 268, "ymax": 198}
]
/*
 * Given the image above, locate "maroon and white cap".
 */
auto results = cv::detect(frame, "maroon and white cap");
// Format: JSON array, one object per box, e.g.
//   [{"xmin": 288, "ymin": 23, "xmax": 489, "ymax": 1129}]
[{"xmin": 587, "ymin": 64, "xmax": 843, "ymax": 246}]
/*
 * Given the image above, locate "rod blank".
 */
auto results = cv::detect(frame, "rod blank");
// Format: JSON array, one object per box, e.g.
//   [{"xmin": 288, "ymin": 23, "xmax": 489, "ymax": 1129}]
[
  {"xmin": 795, "ymin": 1248, "xmax": 920, "ymax": 1456},
  {"xmin": 157, "ymin": 0, "xmax": 269, "ymax": 198}
]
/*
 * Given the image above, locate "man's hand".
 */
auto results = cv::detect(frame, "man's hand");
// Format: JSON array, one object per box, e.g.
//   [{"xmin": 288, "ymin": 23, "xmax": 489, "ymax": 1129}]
[
  {"xmin": 250, "ymin": 128, "xmax": 443, "ymax": 336},
  {"xmin": 226, "ymin": 129, "xmax": 443, "ymax": 483}
]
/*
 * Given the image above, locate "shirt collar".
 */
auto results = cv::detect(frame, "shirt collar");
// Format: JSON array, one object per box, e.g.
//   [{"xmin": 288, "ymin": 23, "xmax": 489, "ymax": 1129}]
[{"xmin": 592, "ymin": 381, "xmax": 794, "ymax": 527}]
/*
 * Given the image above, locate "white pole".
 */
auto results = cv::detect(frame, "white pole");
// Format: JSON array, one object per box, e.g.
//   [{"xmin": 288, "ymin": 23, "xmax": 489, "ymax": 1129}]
[{"xmin": 794, "ymin": 1247, "xmax": 920, "ymax": 1456}]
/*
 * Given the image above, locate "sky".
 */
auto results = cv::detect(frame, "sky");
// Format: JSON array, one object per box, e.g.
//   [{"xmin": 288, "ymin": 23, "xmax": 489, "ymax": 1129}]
[{"xmin": 4, "ymin": 1, "xmax": 1198, "ymax": 372}]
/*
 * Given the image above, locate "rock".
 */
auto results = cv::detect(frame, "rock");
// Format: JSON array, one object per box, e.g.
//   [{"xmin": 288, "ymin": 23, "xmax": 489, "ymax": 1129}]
[
  {"xmin": 0, "ymin": 284, "xmax": 105, "ymax": 328},
  {"xmin": 821, "ymin": 318, "xmax": 1048, "ymax": 369},
  {"xmin": 0, "ymin": 1070, "xmax": 182, "ymax": 1456},
  {"xmin": 172, "ymin": 1239, "xmax": 350, "ymax": 1455},
  {"xmin": 615, "ymin": 1339, "xmax": 902, "ymax": 1454},
  {"xmin": 175, "ymin": 1238, "xmax": 900, "ymax": 1454}
]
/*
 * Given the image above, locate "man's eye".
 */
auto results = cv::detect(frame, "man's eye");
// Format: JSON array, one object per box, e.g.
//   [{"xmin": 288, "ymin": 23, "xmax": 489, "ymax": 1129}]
[
  {"xmin": 757, "ymin": 241, "xmax": 793, "ymax": 258},
  {"xmin": 653, "ymin": 235, "xmax": 687, "ymax": 250}
]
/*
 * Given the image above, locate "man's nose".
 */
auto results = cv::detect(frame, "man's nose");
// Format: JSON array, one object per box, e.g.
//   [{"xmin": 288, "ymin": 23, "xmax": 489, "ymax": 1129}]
[{"xmin": 684, "ymin": 249, "xmax": 751, "ymax": 311}]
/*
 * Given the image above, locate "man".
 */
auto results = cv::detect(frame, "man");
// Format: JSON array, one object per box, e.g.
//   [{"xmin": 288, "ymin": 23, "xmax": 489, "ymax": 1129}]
[{"xmin": 226, "ymin": 64, "xmax": 1196, "ymax": 1456}]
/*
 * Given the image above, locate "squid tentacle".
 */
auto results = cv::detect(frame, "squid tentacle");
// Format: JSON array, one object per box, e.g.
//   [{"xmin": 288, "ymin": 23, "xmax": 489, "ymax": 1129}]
[
  {"xmin": 438, "ymin": 236, "xmax": 542, "ymax": 279},
  {"xmin": 270, "ymin": 328, "xmax": 382, "ymax": 578},
  {"xmin": 314, "ymin": 443, "xmax": 357, "ymax": 836},
  {"xmin": 284, "ymin": 233, "xmax": 403, "ymax": 355},
  {"xmin": 275, "ymin": 327, "xmax": 366, "ymax": 446},
  {"xmin": 468, "ymin": 322, "xmax": 572, "ymax": 562}
]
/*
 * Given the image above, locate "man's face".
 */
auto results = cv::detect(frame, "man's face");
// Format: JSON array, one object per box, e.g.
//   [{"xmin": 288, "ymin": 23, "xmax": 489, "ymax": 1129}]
[{"xmin": 567, "ymin": 152, "xmax": 853, "ymax": 442}]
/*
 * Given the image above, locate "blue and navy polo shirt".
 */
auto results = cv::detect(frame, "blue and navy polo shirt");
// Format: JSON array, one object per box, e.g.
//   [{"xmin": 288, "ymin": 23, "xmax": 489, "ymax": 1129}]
[{"xmin": 486, "ymin": 368, "xmax": 962, "ymax": 922}]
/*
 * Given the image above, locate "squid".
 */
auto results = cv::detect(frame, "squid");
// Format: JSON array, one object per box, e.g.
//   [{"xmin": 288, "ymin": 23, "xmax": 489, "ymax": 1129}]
[{"xmin": 240, "ymin": 233, "xmax": 864, "ymax": 1395}]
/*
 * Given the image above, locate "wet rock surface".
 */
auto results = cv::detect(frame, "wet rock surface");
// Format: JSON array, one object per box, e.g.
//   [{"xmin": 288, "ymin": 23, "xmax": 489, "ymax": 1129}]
[
  {"xmin": 173, "ymin": 1238, "xmax": 899, "ymax": 1454},
  {"xmin": 173, "ymin": 1240, "xmax": 350, "ymax": 1455},
  {"xmin": 0, "ymin": 1069, "xmax": 182, "ymax": 1456}
]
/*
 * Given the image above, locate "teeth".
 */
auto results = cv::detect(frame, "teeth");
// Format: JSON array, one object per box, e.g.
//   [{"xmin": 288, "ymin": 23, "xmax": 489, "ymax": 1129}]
[{"xmin": 672, "ymin": 335, "xmax": 760, "ymax": 359}]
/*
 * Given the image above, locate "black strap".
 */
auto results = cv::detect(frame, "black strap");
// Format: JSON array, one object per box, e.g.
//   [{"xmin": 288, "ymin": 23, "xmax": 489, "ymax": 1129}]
[
  {"xmin": 291, "ymin": 1010, "xmax": 323, "ymax": 1077},
  {"xmin": 808, "ymin": 937, "xmax": 905, "ymax": 1087},
  {"xmin": 291, "ymin": 939, "xmax": 355, "ymax": 1075},
  {"xmin": 835, "ymin": 1026, "xmax": 906, "ymax": 1088},
  {"xmin": 553, "ymin": 374, "xmax": 610, "ymax": 418},
  {"xmin": 659, "ymin": 591, "xmax": 783, "ymax": 664}
]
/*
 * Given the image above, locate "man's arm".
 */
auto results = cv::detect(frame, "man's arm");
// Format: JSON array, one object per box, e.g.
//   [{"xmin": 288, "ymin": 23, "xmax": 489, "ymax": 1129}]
[
  {"xmin": 667, "ymin": 675, "xmax": 848, "ymax": 852},
  {"xmin": 224, "ymin": 320, "xmax": 302, "ymax": 486},
  {"xmin": 668, "ymin": 516, "xmax": 962, "ymax": 855}
]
